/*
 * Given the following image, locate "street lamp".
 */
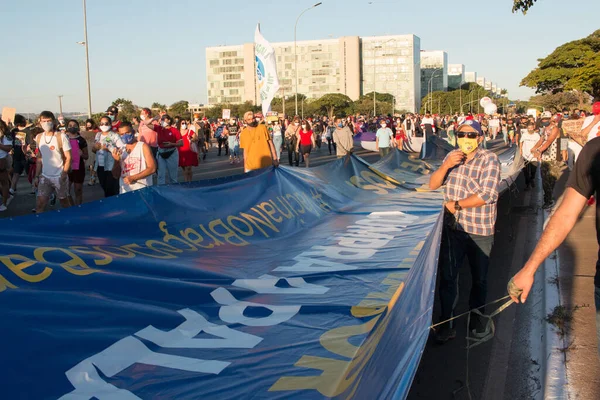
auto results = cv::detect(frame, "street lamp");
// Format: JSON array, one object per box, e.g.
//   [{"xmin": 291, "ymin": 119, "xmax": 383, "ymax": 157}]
[
  {"xmin": 427, "ymin": 68, "xmax": 442, "ymax": 113},
  {"xmin": 77, "ymin": 0, "xmax": 92, "ymax": 118},
  {"xmin": 372, "ymin": 38, "xmax": 394, "ymax": 117},
  {"xmin": 294, "ymin": 2, "xmax": 322, "ymax": 117}
]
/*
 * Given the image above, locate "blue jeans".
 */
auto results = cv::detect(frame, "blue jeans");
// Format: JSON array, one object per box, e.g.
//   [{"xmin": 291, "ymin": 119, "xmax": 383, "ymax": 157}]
[
  {"xmin": 273, "ymin": 135, "xmax": 283, "ymax": 161},
  {"xmin": 157, "ymin": 150, "xmax": 179, "ymax": 185},
  {"xmin": 595, "ymin": 286, "xmax": 600, "ymax": 360},
  {"xmin": 439, "ymin": 227, "xmax": 495, "ymax": 322}
]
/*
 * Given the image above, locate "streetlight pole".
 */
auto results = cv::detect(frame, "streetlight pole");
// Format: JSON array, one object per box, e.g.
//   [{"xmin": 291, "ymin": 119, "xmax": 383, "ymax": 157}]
[
  {"xmin": 427, "ymin": 69, "xmax": 440, "ymax": 113},
  {"xmin": 58, "ymin": 95, "xmax": 64, "ymax": 114},
  {"xmin": 295, "ymin": 2, "xmax": 322, "ymax": 117},
  {"xmin": 78, "ymin": 0, "xmax": 93, "ymax": 118}
]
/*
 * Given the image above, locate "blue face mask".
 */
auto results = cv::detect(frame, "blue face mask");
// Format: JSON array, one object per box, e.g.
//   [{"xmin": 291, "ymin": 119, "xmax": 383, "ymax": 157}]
[
  {"xmin": 108, "ymin": 115, "xmax": 115, "ymax": 122},
  {"xmin": 338, "ymin": 123, "xmax": 344, "ymax": 128},
  {"xmin": 121, "ymin": 133, "xmax": 135, "ymax": 144}
]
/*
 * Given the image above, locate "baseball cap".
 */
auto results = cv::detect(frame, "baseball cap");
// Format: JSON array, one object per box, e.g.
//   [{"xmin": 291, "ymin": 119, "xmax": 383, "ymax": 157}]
[
  {"xmin": 541, "ymin": 111, "xmax": 552, "ymax": 119},
  {"xmin": 458, "ymin": 119, "xmax": 483, "ymax": 136},
  {"xmin": 592, "ymin": 101, "xmax": 600, "ymax": 116},
  {"xmin": 106, "ymin": 106, "xmax": 119, "ymax": 114}
]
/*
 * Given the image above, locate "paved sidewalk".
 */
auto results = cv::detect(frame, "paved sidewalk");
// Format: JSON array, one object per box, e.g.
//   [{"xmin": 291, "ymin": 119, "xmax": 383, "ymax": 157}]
[{"xmin": 555, "ymin": 170, "xmax": 600, "ymax": 400}]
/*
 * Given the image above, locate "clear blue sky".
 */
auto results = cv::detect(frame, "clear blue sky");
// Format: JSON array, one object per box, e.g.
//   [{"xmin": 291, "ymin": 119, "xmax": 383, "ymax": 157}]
[{"xmin": 1, "ymin": 0, "xmax": 597, "ymax": 114}]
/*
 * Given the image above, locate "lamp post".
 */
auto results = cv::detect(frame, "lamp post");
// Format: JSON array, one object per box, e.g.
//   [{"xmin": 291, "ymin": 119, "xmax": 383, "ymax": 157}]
[
  {"xmin": 77, "ymin": 0, "xmax": 93, "ymax": 118},
  {"xmin": 427, "ymin": 68, "xmax": 441, "ymax": 113},
  {"xmin": 295, "ymin": 2, "xmax": 322, "ymax": 117}
]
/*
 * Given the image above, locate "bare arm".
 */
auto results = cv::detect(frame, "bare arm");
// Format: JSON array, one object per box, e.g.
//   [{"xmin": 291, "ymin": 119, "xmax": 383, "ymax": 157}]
[
  {"xmin": 129, "ymin": 144, "xmax": 156, "ymax": 182},
  {"xmin": 62, "ymin": 150, "xmax": 72, "ymax": 174},
  {"xmin": 578, "ymin": 115, "xmax": 600, "ymax": 143},
  {"xmin": 82, "ymin": 146, "xmax": 89, "ymax": 161}
]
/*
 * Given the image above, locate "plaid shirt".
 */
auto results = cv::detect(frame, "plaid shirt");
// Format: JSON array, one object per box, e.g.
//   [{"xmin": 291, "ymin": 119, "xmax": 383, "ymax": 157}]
[{"xmin": 443, "ymin": 149, "xmax": 501, "ymax": 236}]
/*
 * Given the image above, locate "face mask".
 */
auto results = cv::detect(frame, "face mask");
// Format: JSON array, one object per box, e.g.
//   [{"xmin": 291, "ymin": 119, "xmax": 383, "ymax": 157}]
[
  {"xmin": 457, "ymin": 137, "xmax": 479, "ymax": 155},
  {"xmin": 121, "ymin": 133, "xmax": 135, "ymax": 144},
  {"xmin": 249, "ymin": 121, "xmax": 259, "ymax": 128},
  {"xmin": 540, "ymin": 120, "xmax": 550, "ymax": 127},
  {"xmin": 294, "ymin": 122, "xmax": 300, "ymax": 126},
  {"xmin": 100, "ymin": 125, "xmax": 111, "ymax": 133},
  {"xmin": 338, "ymin": 123, "xmax": 344, "ymax": 128},
  {"xmin": 381, "ymin": 124, "xmax": 387, "ymax": 128},
  {"xmin": 161, "ymin": 121, "xmax": 168, "ymax": 128},
  {"xmin": 255, "ymin": 118, "xmax": 261, "ymax": 122},
  {"xmin": 108, "ymin": 115, "xmax": 115, "ymax": 122},
  {"xmin": 140, "ymin": 115, "xmax": 147, "ymax": 121},
  {"xmin": 67, "ymin": 127, "xmax": 79, "ymax": 134},
  {"xmin": 181, "ymin": 124, "xmax": 188, "ymax": 129},
  {"xmin": 301, "ymin": 125, "xmax": 307, "ymax": 129},
  {"xmin": 41, "ymin": 122, "xmax": 53, "ymax": 132}
]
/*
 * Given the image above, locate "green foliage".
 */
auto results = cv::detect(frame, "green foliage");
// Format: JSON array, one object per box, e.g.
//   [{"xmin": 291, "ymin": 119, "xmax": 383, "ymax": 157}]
[
  {"xmin": 521, "ymin": 30, "xmax": 600, "ymax": 99},
  {"xmin": 169, "ymin": 100, "xmax": 189, "ymax": 118},
  {"xmin": 111, "ymin": 98, "xmax": 138, "ymax": 122},
  {"xmin": 311, "ymin": 93, "xmax": 353, "ymax": 119},
  {"xmin": 151, "ymin": 102, "xmax": 167, "ymax": 111},
  {"xmin": 419, "ymin": 83, "xmax": 499, "ymax": 115},
  {"xmin": 512, "ymin": 0, "xmax": 538, "ymax": 14},
  {"xmin": 203, "ymin": 102, "xmax": 260, "ymax": 120},
  {"xmin": 528, "ymin": 91, "xmax": 580, "ymax": 112},
  {"xmin": 361, "ymin": 92, "xmax": 396, "ymax": 103}
]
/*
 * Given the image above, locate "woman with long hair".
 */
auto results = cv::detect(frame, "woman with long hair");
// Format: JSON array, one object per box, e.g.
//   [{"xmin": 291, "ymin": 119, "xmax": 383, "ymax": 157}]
[
  {"xmin": 296, "ymin": 120, "xmax": 316, "ymax": 168},
  {"xmin": 177, "ymin": 119, "xmax": 198, "ymax": 183}
]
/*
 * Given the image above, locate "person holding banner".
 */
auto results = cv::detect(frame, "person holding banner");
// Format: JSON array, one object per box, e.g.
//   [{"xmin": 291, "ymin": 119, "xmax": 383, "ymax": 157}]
[{"xmin": 240, "ymin": 111, "xmax": 278, "ymax": 173}]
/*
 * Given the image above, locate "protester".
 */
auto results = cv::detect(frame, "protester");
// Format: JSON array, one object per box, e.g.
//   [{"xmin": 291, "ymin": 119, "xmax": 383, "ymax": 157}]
[
  {"xmin": 520, "ymin": 120, "xmax": 541, "ymax": 191},
  {"xmin": 376, "ymin": 120, "xmax": 394, "ymax": 158},
  {"xmin": 296, "ymin": 120, "xmax": 316, "ymax": 168},
  {"xmin": 215, "ymin": 120, "xmax": 228, "ymax": 157},
  {"xmin": 10, "ymin": 114, "xmax": 32, "ymax": 196},
  {"xmin": 580, "ymin": 101, "xmax": 600, "ymax": 144},
  {"xmin": 178, "ymin": 119, "xmax": 198, "ymax": 183},
  {"xmin": 85, "ymin": 119, "xmax": 99, "ymax": 132},
  {"xmin": 111, "ymin": 121, "xmax": 156, "ymax": 193},
  {"xmin": 155, "ymin": 115, "xmax": 182, "ymax": 185},
  {"xmin": 0, "ymin": 120, "xmax": 14, "ymax": 211},
  {"xmin": 530, "ymin": 111, "xmax": 561, "ymax": 209},
  {"xmin": 57, "ymin": 114, "xmax": 67, "ymax": 133},
  {"xmin": 106, "ymin": 105, "xmax": 121, "ymax": 132},
  {"xmin": 324, "ymin": 120, "xmax": 337, "ymax": 155},
  {"xmin": 239, "ymin": 111, "xmax": 278, "ymax": 173},
  {"xmin": 285, "ymin": 117, "xmax": 301, "ymax": 166},
  {"xmin": 510, "ymin": 136, "xmax": 600, "ymax": 359},
  {"xmin": 226, "ymin": 118, "xmax": 241, "ymax": 165},
  {"xmin": 138, "ymin": 108, "xmax": 158, "ymax": 159},
  {"xmin": 395, "ymin": 119, "xmax": 407, "ymax": 151},
  {"xmin": 34, "ymin": 111, "xmax": 72, "ymax": 213},
  {"xmin": 93, "ymin": 115, "xmax": 124, "ymax": 197},
  {"xmin": 429, "ymin": 120, "xmax": 501, "ymax": 343},
  {"xmin": 66, "ymin": 120, "xmax": 88, "ymax": 205},
  {"xmin": 332, "ymin": 117, "xmax": 354, "ymax": 158},
  {"xmin": 271, "ymin": 120, "xmax": 283, "ymax": 162}
]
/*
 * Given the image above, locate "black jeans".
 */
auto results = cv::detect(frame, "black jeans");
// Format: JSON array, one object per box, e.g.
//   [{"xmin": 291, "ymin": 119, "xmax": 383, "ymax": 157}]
[
  {"xmin": 524, "ymin": 161, "xmax": 537, "ymax": 187},
  {"xmin": 327, "ymin": 137, "xmax": 336, "ymax": 155},
  {"xmin": 439, "ymin": 226, "xmax": 495, "ymax": 323},
  {"xmin": 217, "ymin": 137, "xmax": 228, "ymax": 156},
  {"xmin": 286, "ymin": 140, "xmax": 299, "ymax": 166},
  {"xmin": 97, "ymin": 166, "xmax": 119, "ymax": 198}
]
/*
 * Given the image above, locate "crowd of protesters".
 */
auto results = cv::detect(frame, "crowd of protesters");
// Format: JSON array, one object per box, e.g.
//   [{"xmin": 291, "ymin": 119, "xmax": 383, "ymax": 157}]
[{"xmin": 0, "ymin": 102, "xmax": 598, "ymax": 215}]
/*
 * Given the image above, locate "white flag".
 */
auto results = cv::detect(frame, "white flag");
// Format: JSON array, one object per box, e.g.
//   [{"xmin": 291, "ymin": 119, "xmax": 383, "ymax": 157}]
[{"xmin": 254, "ymin": 25, "xmax": 280, "ymax": 116}]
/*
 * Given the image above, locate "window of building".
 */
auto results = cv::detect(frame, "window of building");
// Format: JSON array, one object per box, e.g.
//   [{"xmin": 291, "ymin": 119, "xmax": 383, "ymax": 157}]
[{"xmin": 210, "ymin": 60, "xmax": 219, "ymax": 66}]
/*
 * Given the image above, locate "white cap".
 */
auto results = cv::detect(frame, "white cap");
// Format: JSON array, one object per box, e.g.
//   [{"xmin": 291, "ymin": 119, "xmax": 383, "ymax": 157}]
[{"xmin": 541, "ymin": 111, "xmax": 552, "ymax": 119}]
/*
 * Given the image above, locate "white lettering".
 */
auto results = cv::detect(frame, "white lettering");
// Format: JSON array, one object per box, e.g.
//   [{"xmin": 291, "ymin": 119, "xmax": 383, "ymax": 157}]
[
  {"xmin": 274, "ymin": 255, "xmax": 356, "ymax": 273},
  {"xmin": 233, "ymin": 274, "xmax": 329, "ymax": 295}
]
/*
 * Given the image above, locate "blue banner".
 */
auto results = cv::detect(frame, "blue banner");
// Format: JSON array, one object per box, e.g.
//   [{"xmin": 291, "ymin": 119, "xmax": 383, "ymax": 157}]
[{"xmin": 0, "ymin": 149, "xmax": 518, "ymax": 399}]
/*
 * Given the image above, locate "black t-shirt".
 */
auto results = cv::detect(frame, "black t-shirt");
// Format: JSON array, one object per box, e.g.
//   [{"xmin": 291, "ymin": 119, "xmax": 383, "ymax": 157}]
[{"xmin": 566, "ymin": 137, "xmax": 600, "ymax": 287}]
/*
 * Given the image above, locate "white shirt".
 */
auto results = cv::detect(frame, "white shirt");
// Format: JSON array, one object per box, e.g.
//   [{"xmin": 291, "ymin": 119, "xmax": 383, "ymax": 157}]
[
  {"xmin": 581, "ymin": 115, "xmax": 600, "ymax": 143},
  {"xmin": 0, "ymin": 135, "xmax": 13, "ymax": 159},
  {"xmin": 38, "ymin": 132, "xmax": 71, "ymax": 178},
  {"xmin": 520, "ymin": 132, "xmax": 541, "ymax": 161},
  {"xmin": 120, "ymin": 142, "xmax": 153, "ymax": 194}
]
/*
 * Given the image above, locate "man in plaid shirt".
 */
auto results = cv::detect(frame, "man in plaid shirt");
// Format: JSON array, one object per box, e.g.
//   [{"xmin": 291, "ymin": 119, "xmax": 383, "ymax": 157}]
[{"xmin": 429, "ymin": 120, "xmax": 501, "ymax": 343}]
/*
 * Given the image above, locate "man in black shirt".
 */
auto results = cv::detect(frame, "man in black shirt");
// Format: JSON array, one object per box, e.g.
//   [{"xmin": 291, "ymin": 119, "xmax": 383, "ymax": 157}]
[{"xmin": 511, "ymin": 137, "xmax": 600, "ymax": 358}]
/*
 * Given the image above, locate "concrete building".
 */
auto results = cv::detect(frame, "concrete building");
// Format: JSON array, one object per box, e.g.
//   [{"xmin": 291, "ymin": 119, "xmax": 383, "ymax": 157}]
[
  {"xmin": 205, "ymin": 34, "xmax": 422, "ymax": 113},
  {"xmin": 420, "ymin": 50, "xmax": 448, "ymax": 102},
  {"xmin": 484, "ymin": 81, "xmax": 493, "ymax": 91},
  {"xmin": 476, "ymin": 76, "xmax": 487, "ymax": 89},
  {"xmin": 448, "ymin": 64, "xmax": 465, "ymax": 90},
  {"xmin": 465, "ymin": 71, "xmax": 477, "ymax": 83}
]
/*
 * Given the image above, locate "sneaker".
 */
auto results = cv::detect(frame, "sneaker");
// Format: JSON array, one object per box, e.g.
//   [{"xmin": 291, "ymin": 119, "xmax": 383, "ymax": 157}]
[
  {"xmin": 0, "ymin": 205, "xmax": 7, "ymax": 212},
  {"xmin": 9, "ymin": 188, "xmax": 15, "ymax": 196},
  {"xmin": 435, "ymin": 325, "xmax": 456, "ymax": 344},
  {"xmin": 229, "ymin": 158, "xmax": 234, "ymax": 165},
  {"xmin": 469, "ymin": 313, "xmax": 493, "ymax": 340},
  {"xmin": 6, "ymin": 195, "xmax": 14, "ymax": 206}
]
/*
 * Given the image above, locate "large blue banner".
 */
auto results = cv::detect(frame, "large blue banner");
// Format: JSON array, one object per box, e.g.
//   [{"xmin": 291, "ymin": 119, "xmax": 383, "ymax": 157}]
[{"xmin": 0, "ymin": 148, "xmax": 519, "ymax": 399}]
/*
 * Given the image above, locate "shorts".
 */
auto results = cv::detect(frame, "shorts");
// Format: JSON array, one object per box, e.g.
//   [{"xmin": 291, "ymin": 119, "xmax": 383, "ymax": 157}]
[
  {"xmin": 38, "ymin": 175, "xmax": 69, "ymax": 199},
  {"xmin": 300, "ymin": 144, "xmax": 312, "ymax": 155},
  {"xmin": 560, "ymin": 138, "xmax": 569, "ymax": 149},
  {"xmin": 12, "ymin": 151, "xmax": 27, "ymax": 175},
  {"xmin": 68, "ymin": 166, "xmax": 86, "ymax": 184}
]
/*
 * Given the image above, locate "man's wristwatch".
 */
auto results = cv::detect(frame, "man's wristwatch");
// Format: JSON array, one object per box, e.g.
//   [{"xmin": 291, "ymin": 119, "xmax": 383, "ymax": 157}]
[{"xmin": 454, "ymin": 201, "xmax": 462, "ymax": 211}]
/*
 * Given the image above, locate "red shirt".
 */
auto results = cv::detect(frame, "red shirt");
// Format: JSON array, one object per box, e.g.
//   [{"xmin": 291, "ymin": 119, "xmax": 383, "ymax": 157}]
[
  {"xmin": 111, "ymin": 120, "xmax": 121, "ymax": 132},
  {"xmin": 156, "ymin": 126, "xmax": 182, "ymax": 149},
  {"xmin": 299, "ymin": 130, "xmax": 313, "ymax": 146}
]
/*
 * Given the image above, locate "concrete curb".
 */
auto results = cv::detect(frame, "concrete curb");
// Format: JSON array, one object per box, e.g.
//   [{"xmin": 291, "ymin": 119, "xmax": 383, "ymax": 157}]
[{"xmin": 540, "ymin": 202, "xmax": 569, "ymax": 398}]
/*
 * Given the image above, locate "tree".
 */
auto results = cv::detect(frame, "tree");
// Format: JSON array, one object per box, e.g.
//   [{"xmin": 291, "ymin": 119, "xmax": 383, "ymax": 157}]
[
  {"xmin": 521, "ymin": 30, "xmax": 600, "ymax": 103},
  {"xmin": 169, "ymin": 100, "xmax": 189, "ymax": 118},
  {"xmin": 111, "ymin": 98, "xmax": 138, "ymax": 122},
  {"xmin": 311, "ymin": 93, "xmax": 352, "ymax": 119},
  {"xmin": 512, "ymin": 0, "xmax": 538, "ymax": 14},
  {"xmin": 151, "ymin": 102, "xmax": 167, "ymax": 111},
  {"xmin": 360, "ymin": 92, "xmax": 396, "ymax": 104},
  {"xmin": 528, "ymin": 91, "xmax": 580, "ymax": 112}
]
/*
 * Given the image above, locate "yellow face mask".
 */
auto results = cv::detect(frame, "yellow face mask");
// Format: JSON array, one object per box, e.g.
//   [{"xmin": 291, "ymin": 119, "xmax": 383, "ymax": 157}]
[{"xmin": 457, "ymin": 137, "xmax": 479, "ymax": 155}]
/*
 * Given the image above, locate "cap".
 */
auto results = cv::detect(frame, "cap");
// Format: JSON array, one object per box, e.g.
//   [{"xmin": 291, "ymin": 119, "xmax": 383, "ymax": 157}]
[
  {"xmin": 592, "ymin": 101, "xmax": 600, "ymax": 116},
  {"xmin": 458, "ymin": 119, "xmax": 483, "ymax": 136},
  {"xmin": 541, "ymin": 111, "xmax": 552, "ymax": 119},
  {"xmin": 106, "ymin": 106, "xmax": 118, "ymax": 114}
]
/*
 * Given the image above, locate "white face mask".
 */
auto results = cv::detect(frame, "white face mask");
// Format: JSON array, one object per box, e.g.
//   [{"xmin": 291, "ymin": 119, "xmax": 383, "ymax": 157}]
[
  {"xmin": 381, "ymin": 124, "xmax": 387, "ymax": 128},
  {"xmin": 140, "ymin": 115, "xmax": 147, "ymax": 121},
  {"xmin": 100, "ymin": 125, "xmax": 111, "ymax": 133},
  {"xmin": 181, "ymin": 124, "xmax": 187, "ymax": 129},
  {"xmin": 301, "ymin": 125, "xmax": 307, "ymax": 129},
  {"xmin": 294, "ymin": 122, "xmax": 300, "ymax": 126},
  {"xmin": 161, "ymin": 121, "xmax": 168, "ymax": 128},
  {"xmin": 41, "ymin": 121, "xmax": 53, "ymax": 132}
]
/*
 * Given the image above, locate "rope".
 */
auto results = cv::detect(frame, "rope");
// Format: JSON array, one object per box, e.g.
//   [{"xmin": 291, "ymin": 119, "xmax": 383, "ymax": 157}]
[{"xmin": 429, "ymin": 295, "xmax": 512, "ymax": 330}]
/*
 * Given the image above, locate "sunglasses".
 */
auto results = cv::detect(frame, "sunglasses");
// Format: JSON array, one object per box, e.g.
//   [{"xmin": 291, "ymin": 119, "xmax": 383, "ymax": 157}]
[
  {"xmin": 456, "ymin": 132, "xmax": 479, "ymax": 139},
  {"xmin": 99, "ymin": 123, "xmax": 111, "ymax": 126},
  {"xmin": 107, "ymin": 112, "xmax": 115, "ymax": 116}
]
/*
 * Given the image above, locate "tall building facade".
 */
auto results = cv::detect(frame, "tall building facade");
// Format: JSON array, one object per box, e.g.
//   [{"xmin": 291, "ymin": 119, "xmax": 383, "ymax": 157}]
[
  {"xmin": 465, "ymin": 71, "xmax": 477, "ymax": 83},
  {"xmin": 420, "ymin": 50, "xmax": 448, "ymax": 102},
  {"xmin": 206, "ymin": 34, "xmax": 422, "ymax": 113},
  {"xmin": 448, "ymin": 64, "xmax": 465, "ymax": 90},
  {"xmin": 476, "ymin": 76, "xmax": 487, "ymax": 88}
]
